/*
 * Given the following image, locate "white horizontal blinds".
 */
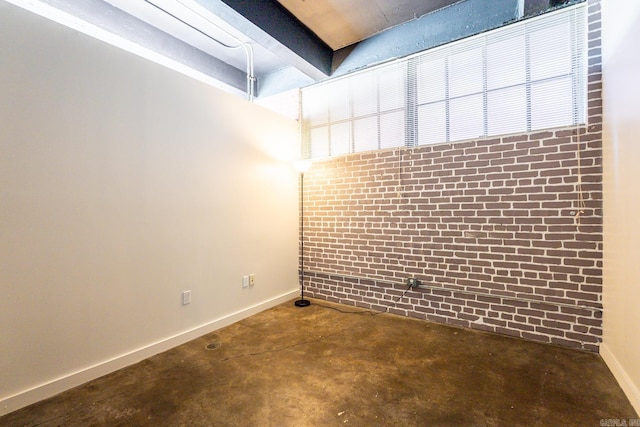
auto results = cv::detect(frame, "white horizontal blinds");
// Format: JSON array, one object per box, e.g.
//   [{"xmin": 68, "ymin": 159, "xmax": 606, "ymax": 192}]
[
  {"xmin": 377, "ymin": 62, "xmax": 407, "ymax": 150},
  {"xmin": 303, "ymin": 85, "xmax": 329, "ymax": 158},
  {"xmin": 529, "ymin": 14, "xmax": 574, "ymax": 130},
  {"xmin": 352, "ymin": 71, "xmax": 378, "ymax": 152},
  {"xmin": 328, "ymin": 79, "xmax": 350, "ymax": 156},
  {"xmin": 302, "ymin": 4, "xmax": 586, "ymax": 159},
  {"xmin": 302, "ymin": 61, "xmax": 408, "ymax": 159},
  {"xmin": 415, "ymin": 50, "xmax": 448, "ymax": 145},
  {"xmin": 528, "ymin": 8, "xmax": 586, "ymax": 130},
  {"xmin": 486, "ymin": 26, "xmax": 528, "ymax": 135},
  {"xmin": 414, "ymin": 5, "xmax": 586, "ymax": 146},
  {"xmin": 447, "ymin": 41, "xmax": 485, "ymax": 141}
]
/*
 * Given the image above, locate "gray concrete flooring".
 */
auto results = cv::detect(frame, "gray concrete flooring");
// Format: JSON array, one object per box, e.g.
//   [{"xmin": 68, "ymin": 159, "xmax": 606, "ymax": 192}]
[{"xmin": 1, "ymin": 298, "xmax": 637, "ymax": 426}]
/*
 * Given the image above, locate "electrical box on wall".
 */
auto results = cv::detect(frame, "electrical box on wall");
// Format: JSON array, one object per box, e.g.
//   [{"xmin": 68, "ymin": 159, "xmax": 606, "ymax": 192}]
[
  {"xmin": 242, "ymin": 274, "xmax": 256, "ymax": 288},
  {"xmin": 182, "ymin": 290, "xmax": 191, "ymax": 305}
]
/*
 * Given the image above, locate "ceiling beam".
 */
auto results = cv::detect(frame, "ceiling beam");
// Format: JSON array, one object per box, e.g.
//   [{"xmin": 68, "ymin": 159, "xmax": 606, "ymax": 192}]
[
  {"xmin": 256, "ymin": 66, "xmax": 311, "ymax": 98},
  {"xmin": 210, "ymin": 0, "xmax": 333, "ymax": 79},
  {"xmin": 333, "ymin": 0, "xmax": 521, "ymax": 76}
]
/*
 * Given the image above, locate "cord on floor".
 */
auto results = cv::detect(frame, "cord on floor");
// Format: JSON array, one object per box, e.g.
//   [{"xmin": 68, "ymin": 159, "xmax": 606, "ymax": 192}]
[{"xmin": 314, "ymin": 282, "xmax": 414, "ymax": 317}]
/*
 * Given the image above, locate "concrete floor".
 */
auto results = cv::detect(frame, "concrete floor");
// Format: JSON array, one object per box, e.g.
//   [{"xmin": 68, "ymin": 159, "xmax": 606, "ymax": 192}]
[{"xmin": 2, "ymin": 299, "xmax": 637, "ymax": 426}]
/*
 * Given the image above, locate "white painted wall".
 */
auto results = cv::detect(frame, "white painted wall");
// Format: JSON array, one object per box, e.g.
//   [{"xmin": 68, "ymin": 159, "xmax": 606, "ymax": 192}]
[
  {"xmin": 0, "ymin": 1, "xmax": 299, "ymax": 414},
  {"xmin": 601, "ymin": 0, "xmax": 640, "ymax": 415}
]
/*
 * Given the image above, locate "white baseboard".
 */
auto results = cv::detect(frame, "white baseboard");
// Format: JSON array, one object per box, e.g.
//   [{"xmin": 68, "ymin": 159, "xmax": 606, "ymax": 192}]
[
  {"xmin": 600, "ymin": 342, "xmax": 640, "ymax": 415},
  {"xmin": 0, "ymin": 290, "xmax": 298, "ymax": 417}
]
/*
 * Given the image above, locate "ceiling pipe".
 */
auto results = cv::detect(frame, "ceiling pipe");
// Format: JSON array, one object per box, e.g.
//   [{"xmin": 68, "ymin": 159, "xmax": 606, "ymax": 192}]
[
  {"xmin": 144, "ymin": 0, "xmax": 255, "ymax": 101},
  {"xmin": 517, "ymin": 0, "xmax": 525, "ymax": 18}
]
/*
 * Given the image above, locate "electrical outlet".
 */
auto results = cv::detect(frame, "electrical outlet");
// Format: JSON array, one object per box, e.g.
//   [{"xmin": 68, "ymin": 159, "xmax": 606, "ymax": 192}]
[
  {"xmin": 407, "ymin": 278, "xmax": 419, "ymax": 288},
  {"xmin": 242, "ymin": 276, "xmax": 249, "ymax": 288},
  {"xmin": 182, "ymin": 290, "xmax": 191, "ymax": 305},
  {"xmin": 249, "ymin": 274, "xmax": 255, "ymax": 286}
]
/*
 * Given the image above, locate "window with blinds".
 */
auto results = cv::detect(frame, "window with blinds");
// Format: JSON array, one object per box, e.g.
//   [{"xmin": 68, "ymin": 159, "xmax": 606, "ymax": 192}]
[{"xmin": 301, "ymin": 3, "xmax": 586, "ymax": 159}]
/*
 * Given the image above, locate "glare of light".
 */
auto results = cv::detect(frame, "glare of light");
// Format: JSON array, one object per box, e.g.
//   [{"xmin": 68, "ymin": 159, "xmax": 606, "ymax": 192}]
[{"xmin": 293, "ymin": 159, "xmax": 312, "ymax": 173}]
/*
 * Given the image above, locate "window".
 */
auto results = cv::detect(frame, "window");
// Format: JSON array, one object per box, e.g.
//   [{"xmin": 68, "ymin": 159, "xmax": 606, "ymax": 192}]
[
  {"xmin": 301, "ymin": 4, "xmax": 586, "ymax": 159},
  {"xmin": 303, "ymin": 61, "xmax": 407, "ymax": 158}
]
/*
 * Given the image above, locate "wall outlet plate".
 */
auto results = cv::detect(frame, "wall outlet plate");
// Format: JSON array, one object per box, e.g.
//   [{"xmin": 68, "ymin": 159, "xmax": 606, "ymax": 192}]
[
  {"xmin": 249, "ymin": 274, "xmax": 255, "ymax": 286},
  {"xmin": 242, "ymin": 276, "xmax": 249, "ymax": 288},
  {"xmin": 182, "ymin": 290, "xmax": 191, "ymax": 305}
]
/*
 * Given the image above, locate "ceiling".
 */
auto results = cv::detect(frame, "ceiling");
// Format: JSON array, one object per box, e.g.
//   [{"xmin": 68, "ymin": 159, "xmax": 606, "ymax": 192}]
[
  {"xmin": 13, "ymin": 0, "xmax": 574, "ymax": 100},
  {"xmin": 275, "ymin": 0, "xmax": 462, "ymax": 50}
]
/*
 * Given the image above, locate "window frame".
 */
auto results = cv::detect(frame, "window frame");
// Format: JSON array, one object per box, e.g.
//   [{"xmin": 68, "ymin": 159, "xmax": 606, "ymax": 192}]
[{"xmin": 302, "ymin": 3, "xmax": 587, "ymax": 160}]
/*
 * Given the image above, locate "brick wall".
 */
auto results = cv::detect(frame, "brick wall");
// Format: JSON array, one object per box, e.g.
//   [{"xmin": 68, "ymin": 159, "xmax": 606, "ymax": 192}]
[{"xmin": 301, "ymin": 0, "xmax": 603, "ymax": 351}]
